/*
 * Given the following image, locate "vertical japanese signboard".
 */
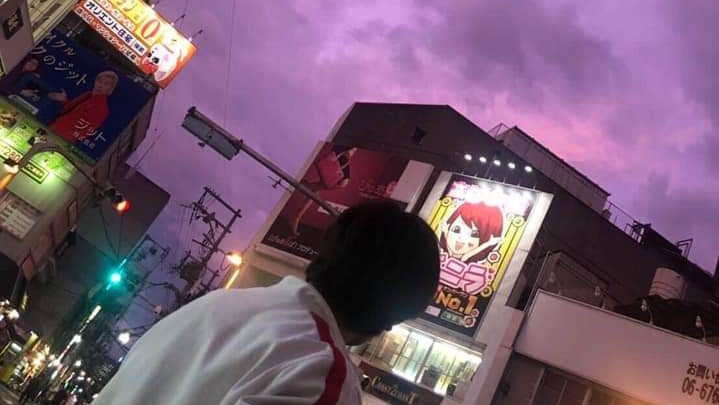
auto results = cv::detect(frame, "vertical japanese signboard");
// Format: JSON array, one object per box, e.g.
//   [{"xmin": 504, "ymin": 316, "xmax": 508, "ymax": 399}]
[
  {"xmin": 261, "ymin": 142, "xmax": 421, "ymax": 261},
  {"xmin": 0, "ymin": 29, "xmax": 153, "ymax": 164},
  {"xmin": 420, "ymin": 174, "xmax": 543, "ymax": 337},
  {"xmin": 0, "ymin": 0, "xmax": 33, "ymax": 75},
  {"xmin": 0, "ymin": 191, "xmax": 41, "ymax": 239},
  {"xmin": 74, "ymin": 0, "xmax": 197, "ymax": 88}
]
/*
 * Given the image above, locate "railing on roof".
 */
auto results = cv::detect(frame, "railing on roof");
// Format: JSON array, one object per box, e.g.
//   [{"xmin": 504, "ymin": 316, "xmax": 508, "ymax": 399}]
[
  {"xmin": 487, "ymin": 122, "xmax": 512, "ymax": 138},
  {"xmin": 488, "ymin": 122, "xmax": 645, "ymax": 243},
  {"xmin": 601, "ymin": 200, "xmax": 644, "ymax": 243}
]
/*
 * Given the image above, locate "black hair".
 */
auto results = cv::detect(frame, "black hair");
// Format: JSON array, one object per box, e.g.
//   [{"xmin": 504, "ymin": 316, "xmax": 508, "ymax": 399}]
[{"xmin": 306, "ymin": 200, "xmax": 440, "ymax": 336}]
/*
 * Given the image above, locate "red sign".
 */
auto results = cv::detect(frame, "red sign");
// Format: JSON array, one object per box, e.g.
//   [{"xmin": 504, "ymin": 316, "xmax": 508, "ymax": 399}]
[{"xmin": 261, "ymin": 143, "xmax": 411, "ymax": 260}]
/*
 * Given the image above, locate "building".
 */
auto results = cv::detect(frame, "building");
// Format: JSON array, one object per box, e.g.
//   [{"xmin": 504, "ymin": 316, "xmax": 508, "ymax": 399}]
[
  {"xmin": 231, "ymin": 103, "xmax": 719, "ymax": 405},
  {"xmin": 0, "ymin": 0, "xmax": 193, "ymax": 390}
]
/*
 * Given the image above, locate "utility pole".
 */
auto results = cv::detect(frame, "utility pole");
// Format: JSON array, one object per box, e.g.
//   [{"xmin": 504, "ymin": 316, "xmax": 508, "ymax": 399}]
[{"xmin": 178, "ymin": 187, "xmax": 242, "ymax": 303}]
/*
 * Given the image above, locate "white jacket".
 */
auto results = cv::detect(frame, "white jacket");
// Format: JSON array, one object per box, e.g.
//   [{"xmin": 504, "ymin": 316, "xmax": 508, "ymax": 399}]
[{"xmin": 95, "ymin": 277, "xmax": 363, "ymax": 404}]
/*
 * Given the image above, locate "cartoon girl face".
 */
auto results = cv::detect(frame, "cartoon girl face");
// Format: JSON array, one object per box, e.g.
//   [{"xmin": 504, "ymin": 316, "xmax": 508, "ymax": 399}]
[
  {"xmin": 440, "ymin": 201, "xmax": 505, "ymax": 262},
  {"xmin": 446, "ymin": 215, "xmax": 481, "ymax": 257}
]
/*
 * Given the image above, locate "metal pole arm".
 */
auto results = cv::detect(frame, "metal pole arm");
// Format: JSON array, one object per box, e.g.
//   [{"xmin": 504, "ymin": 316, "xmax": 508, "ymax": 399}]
[{"xmin": 182, "ymin": 107, "xmax": 339, "ymax": 217}]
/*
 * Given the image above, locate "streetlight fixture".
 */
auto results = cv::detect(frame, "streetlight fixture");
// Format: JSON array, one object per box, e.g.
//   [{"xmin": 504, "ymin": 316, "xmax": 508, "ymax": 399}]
[
  {"xmin": 117, "ymin": 331, "xmax": 131, "ymax": 345},
  {"xmin": 507, "ymin": 162, "xmax": 516, "ymax": 170},
  {"xmin": 74, "ymin": 360, "xmax": 82, "ymax": 368},
  {"xmin": 226, "ymin": 251, "xmax": 243, "ymax": 267},
  {"xmin": 479, "ymin": 156, "xmax": 488, "ymax": 164},
  {"xmin": 463, "ymin": 153, "xmax": 473, "ymax": 162},
  {"xmin": 3, "ymin": 158, "xmax": 19, "ymax": 174}
]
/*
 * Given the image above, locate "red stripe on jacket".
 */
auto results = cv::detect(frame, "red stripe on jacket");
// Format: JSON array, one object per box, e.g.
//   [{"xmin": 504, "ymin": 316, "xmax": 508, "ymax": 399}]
[{"xmin": 311, "ymin": 314, "xmax": 348, "ymax": 405}]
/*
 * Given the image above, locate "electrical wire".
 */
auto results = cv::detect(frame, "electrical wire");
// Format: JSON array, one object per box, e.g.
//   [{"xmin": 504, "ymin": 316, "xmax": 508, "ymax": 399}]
[{"xmin": 97, "ymin": 205, "xmax": 118, "ymax": 261}]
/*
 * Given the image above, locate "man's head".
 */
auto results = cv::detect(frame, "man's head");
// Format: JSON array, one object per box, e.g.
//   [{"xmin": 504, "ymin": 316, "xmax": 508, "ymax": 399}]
[
  {"xmin": 306, "ymin": 200, "xmax": 440, "ymax": 345},
  {"xmin": 92, "ymin": 71, "xmax": 119, "ymax": 95}
]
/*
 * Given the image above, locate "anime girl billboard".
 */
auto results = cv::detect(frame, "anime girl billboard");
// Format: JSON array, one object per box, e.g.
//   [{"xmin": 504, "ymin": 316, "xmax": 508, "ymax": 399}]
[{"xmin": 421, "ymin": 174, "xmax": 538, "ymax": 337}]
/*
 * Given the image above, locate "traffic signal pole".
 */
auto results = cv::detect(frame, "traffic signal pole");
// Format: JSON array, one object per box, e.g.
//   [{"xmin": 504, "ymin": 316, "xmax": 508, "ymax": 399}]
[{"xmin": 182, "ymin": 107, "xmax": 339, "ymax": 217}]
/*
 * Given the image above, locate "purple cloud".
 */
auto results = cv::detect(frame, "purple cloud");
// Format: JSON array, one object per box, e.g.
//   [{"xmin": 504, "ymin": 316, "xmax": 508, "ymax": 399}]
[{"xmin": 130, "ymin": 0, "xmax": 718, "ymax": 274}]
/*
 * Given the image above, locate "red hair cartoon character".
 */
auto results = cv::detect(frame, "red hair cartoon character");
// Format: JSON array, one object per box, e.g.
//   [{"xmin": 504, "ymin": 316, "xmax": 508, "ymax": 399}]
[{"xmin": 440, "ymin": 202, "xmax": 504, "ymax": 263}]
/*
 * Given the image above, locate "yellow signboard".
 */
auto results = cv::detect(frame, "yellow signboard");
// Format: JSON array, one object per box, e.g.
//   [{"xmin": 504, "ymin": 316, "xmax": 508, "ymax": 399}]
[{"xmin": 74, "ymin": 0, "xmax": 196, "ymax": 88}]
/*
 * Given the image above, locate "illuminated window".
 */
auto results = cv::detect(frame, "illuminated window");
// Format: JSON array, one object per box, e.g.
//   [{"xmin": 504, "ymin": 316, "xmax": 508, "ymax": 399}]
[{"xmin": 363, "ymin": 324, "xmax": 482, "ymax": 397}]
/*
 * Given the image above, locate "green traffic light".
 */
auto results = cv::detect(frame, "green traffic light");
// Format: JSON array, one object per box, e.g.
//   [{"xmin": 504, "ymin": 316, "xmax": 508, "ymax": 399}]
[{"xmin": 109, "ymin": 272, "xmax": 122, "ymax": 284}]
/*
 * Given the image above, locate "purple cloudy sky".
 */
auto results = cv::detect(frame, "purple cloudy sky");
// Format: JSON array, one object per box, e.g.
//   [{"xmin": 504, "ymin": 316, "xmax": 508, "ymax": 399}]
[{"xmin": 127, "ymin": 0, "xmax": 719, "ymax": 274}]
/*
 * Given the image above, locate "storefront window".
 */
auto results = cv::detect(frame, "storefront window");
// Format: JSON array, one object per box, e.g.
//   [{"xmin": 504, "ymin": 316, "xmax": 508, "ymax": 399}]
[{"xmin": 364, "ymin": 324, "xmax": 482, "ymax": 397}]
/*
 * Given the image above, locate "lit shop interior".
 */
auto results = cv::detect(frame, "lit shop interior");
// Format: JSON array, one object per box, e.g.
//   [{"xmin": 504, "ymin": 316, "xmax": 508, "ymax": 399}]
[{"xmin": 352, "ymin": 323, "xmax": 483, "ymax": 397}]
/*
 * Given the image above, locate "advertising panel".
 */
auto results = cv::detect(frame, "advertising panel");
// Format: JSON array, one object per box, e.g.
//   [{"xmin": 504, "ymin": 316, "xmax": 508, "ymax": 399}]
[
  {"xmin": 74, "ymin": 0, "xmax": 197, "ymax": 88},
  {"xmin": 0, "ymin": 191, "xmax": 41, "ymax": 239},
  {"xmin": 0, "ymin": 96, "xmax": 75, "ymax": 182},
  {"xmin": 0, "ymin": 0, "xmax": 33, "ymax": 75},
  {"xmin": 0, "ymin": 29, "xmax": 153, "ymax": 164},
  {"xmin": 420, "ymin": 174, "xmax": 541, "ymax": 337},
  {"xmin": 28, "ymin": 0, "xmax": 77, "ymax": 42},
  {"xmin": 261, "ymin": 143, "xmax": 414, "ymax": 261}
]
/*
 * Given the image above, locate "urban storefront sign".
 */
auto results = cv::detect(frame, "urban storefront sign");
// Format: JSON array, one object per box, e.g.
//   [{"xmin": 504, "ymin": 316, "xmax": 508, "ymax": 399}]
[
  {"xmin": 74, "ymin": 0, "xmax": 196, "ymax": 88},
  {"xmin": 261, "ymin": 142, "xmax": 411, "ymax": 260},
  {"xmin": 0, "ymin": 29, "xmax": 153, "ymax": 164},
  {"xmin": 682, "ymin": 361, "xmax": 719, "ymax": 404},
  {"xmin": 0, "ymin": 0, "xmax": 33, "ymax": 75},
  {"xmin": 0, "ymin": 191, "xmax": 41, "ymax": 239},
  {"xmin": 420, "ymin": 174, "xmax": 539, "ymax": 337},
  {"xmin": 0, "ymin": 97, "xmax": 75, "ymax": 182},
  {"xmin": 360, "ymin": 362, "xmax": 443, "ymax": 405}
]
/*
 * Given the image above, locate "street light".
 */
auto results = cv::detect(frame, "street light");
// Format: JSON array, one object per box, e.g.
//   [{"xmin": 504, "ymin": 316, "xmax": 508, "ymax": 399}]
[
  {"xmin": 3, "ymin": 158, "xmax": 19, "ymax": 174},
  {"xmin": 117, "ymin": 331, "xmax": 131, "ymax": 345},
  {"xmin": 226, "ymin": 251, "xmax": 243, "ymax": 267},
  {"xmin": 7, "ymin": 309, "xmax": 19, "ymax": 320}
]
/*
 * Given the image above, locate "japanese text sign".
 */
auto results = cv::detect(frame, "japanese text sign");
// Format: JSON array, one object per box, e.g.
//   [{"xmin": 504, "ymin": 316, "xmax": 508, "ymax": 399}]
[
  {"xmin": 420, "ymin": 174, "xmax": 539, "ymax": 337},
  {"xmin": 0, "ymin": 29, "xmax": 153, "ymax": 164},
  {"xmin": 682, "ymin": 361, "xmax": 719, "ymax": 404},
  {"xmin": 74, "ymin": 0, "xmax": 196, "ymax": 88}
]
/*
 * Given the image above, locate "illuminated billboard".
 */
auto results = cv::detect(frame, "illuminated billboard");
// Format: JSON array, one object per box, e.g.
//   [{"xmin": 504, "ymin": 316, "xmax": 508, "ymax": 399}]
[
  {"xmin": 0, "ymin": 29, "xmax": 153, "ymax": 164},
  {"xmin": 261, "ymin": 143, "xmax": 412, "ymax": 260},
  {"xmin": 419, "ymin": 173, "xmax": 548, "ymax": 337},
  {"xmin": 0, "ymin": 97, "xmax": 75, "ymax": 183},
  {"xmin": 74, "ymin": 0, "xmax": 197, "ymax": 88}
]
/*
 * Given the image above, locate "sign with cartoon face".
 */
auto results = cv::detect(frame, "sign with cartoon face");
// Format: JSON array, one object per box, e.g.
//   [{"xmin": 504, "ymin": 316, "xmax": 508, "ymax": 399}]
[
  {"xmin": 420, "ymin": 174, "xmax": 540, "ymax": 337},
  {"xmin": 74, "ymin": 0, "xmax": 196, "ymax": 88}
]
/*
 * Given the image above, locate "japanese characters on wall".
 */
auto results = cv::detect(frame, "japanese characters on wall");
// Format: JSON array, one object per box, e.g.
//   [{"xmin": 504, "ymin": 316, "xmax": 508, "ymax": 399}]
[
  {"xmin": 683, "ymin": 361, "xmax": 719, "ymax": 404},
  {"xmin": 74, "ymin": 0, "xmax": 197, "ymax": 88},
  {"xmin": 261, "ymin": 142, "xmax": 415, "ymax": 261},
  {"xmin": 0, "ymin": 29, "xmax": 153, "ymax": 164},
  {"xmin": 0, "ymin": 0, "xmax": 33, "ymax": 75},
  {"xmin": 420, "ymin": 174, "xmax": 541, "ymax": 337}
]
